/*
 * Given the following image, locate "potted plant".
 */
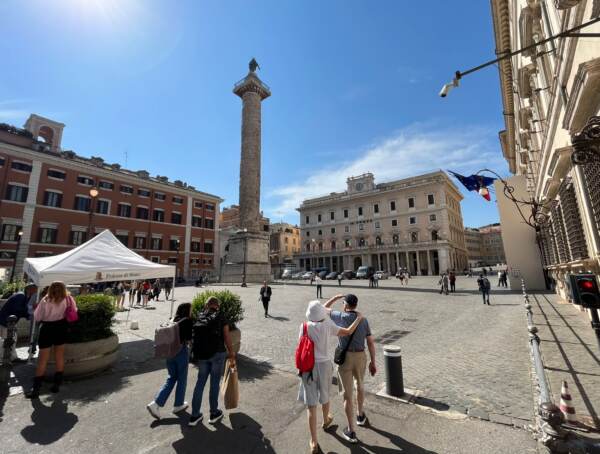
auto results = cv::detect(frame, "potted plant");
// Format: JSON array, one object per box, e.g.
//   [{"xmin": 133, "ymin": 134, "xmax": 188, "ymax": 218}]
[
  {"xmin": 192, "ymin": 289, "xmax": 244, "ymax": 353},
  {"xmin": 47, "ymin": 293, "xmax": 119, "ymax": 378}
]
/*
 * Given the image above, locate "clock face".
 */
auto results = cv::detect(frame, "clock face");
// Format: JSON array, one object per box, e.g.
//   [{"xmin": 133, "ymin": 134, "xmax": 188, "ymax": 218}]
[{"xmin": 355, "ymin": 183, "xmax": 363, "ymax": 191}]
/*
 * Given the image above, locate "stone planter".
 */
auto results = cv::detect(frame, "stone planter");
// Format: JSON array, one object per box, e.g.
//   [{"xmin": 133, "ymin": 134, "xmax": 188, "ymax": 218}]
[
  {"xmin": 229, "ymin": 327, "xmax": 241, "ymax": 354},
  {"xmin": 47, "ymin": 334, "xmax": 119, "ymax": 378}
]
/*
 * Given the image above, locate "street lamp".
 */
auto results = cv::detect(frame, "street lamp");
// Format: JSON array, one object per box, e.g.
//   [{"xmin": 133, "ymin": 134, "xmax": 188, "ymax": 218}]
[
  {"xmin": 241, "ymin": 228, "xmax": 248, "ymax": 287},
  {"xmin": 9, "ymin": 230, "xmax": 23, "ymax": 282},
  {"xmin": 88, "ymin": 187, "xmax": 99, "ymax": 239},
  {"xmin": 175, "ymin": 239, "xmax": 181, "ymax": 279}
]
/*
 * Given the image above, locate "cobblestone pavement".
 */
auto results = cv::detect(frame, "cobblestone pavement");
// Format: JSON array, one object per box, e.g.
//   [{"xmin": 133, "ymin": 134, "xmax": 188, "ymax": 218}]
[{"xmin": 114, "ymin": 276, "xmax": 534, "ymax": 424}]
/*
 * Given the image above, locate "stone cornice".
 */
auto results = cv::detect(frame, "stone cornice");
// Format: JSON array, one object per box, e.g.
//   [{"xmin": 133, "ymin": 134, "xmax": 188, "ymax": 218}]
[
  {"xmin": 562, "ymin": 57, "xmax": 600, "ymax": 134},
  {"xmin": 554, "ymin": 0, "xmax": 581, "ymax": 9},
  {"xmin": 233, "ymin": 72, "xmax": 271, "ymax": 100}
]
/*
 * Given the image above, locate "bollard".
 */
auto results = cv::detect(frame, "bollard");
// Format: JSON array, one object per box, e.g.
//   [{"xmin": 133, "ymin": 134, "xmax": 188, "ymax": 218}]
[
  {"xmin": 1, "ymin": 315, "xmax": 18, "ymax": 366},
  {"xmin": 383, "ymin": 345, "xmax": 404, "ymax": 398}
]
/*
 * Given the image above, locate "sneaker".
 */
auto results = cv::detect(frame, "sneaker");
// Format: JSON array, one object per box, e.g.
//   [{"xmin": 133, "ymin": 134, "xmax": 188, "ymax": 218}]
[
  {"xmin": 356, "ymin": 413, "xmax": 368, "ymax": 427},
  {"xmin": 322, "ymin": 414, "xmax": 333, "ymax": 430},
  {"xmin": 188, "ymin": 414, "xmax": 203, "ymax": 426},
  {"xmin": 209, "ymin": 409, "xmax": 224, "ymax": 424},
  {"xmin": 342, "ymin": 427, "xmax": 358, "ymax": 444},
  {"xmin": 173, "ymin": 402, "xmax": 188, "ymax": 414},
  {"xmin": 146, "ymin": 401, "xmax": 161, "ymax": 420}
]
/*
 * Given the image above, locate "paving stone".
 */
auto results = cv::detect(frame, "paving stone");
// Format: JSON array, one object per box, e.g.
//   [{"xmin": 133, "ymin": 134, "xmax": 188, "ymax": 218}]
[
  {"xmin": 490, "ymin": 413, "xmax": 514, "ymax": 426},
  {"xmin": 468, "ymin": 407, "xmax": 490, "ymax": 420}
]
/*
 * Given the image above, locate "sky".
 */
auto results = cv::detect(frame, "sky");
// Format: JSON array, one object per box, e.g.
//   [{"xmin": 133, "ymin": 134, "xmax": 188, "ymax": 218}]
[{"xmin": 0, "ymin": 0, "xmax": 510, "ymax": 228}]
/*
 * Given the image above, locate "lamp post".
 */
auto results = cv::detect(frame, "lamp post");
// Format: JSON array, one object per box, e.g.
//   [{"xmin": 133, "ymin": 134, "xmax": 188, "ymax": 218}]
[
  {"xmin": 88, "ymin": 187, "xmax": 99, "ymax": 239},
  {"xmin": 241, "ymin": 228, "xmax": 248, "ymax": 287},
  {"xmin": 175, "ymin": 239, "xmax": 181, "ymax": 280},
  {"xmin": 9, "ymin": 230, "xmax": 23, "ymax": 282}
]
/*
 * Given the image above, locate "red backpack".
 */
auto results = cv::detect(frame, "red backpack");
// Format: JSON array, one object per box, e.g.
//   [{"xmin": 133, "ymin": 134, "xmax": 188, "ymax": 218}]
[{"xmin": 295, "ymin": 322, "xmax": 315, "ymax": 378}]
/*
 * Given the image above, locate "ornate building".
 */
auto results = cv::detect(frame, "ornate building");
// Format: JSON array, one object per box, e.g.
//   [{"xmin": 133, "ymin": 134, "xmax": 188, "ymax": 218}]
[
  {"xmin": 295, "ymin": 171, "xmax": 468, "ymax": 275},
  {"xmin": 464, "ymin": 224, "xmax": 507, "ymax": 268},
  {"xmin": 491, "ymin": 0, "xmax": 600, "ymax": 296},
  {"xmin": 269, "ymin": 222, "xmax": 300, "ymax": 276}
]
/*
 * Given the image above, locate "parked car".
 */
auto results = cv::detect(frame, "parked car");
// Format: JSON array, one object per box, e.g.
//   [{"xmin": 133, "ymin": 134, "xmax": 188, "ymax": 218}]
[
  {"xmin": 291, "ymin": 272, "xmax": 304, "ymax": 280},
  {"xmin": 374, "ymin": 270, "xmax": 389, "ymax": 280},
  {"xmin": 325, "ymin": 272, "xmax": 338, "ymax": 280},
  {"xmin": 281, "ymin": 269, "xmax": 294, "ymax": 279},
  {"xmin": 342, "ymin": 270, "xmax": 356, "ymax": 279},
  {"xmin": 356, "ymin": 266, "xmax": 375, "ymax": 279},
  {"xmin": 302, "ymin": 271, "xmax": 314, "ymax": 280},
  {"xmin": 317, "ymin": 270, "xmax": 328, "ymax": 279}
]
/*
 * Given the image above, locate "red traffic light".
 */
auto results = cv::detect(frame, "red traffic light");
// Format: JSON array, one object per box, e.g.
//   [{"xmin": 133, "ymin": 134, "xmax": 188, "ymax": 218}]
[{"xmin": 579, "ymin": 279, "xmax": 595, "ymax": 291}]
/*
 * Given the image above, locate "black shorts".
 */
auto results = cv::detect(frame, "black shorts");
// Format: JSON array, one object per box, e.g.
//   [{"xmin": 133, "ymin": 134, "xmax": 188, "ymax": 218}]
[{"xmin": 38, "ymin": 319, "xmax": 68, "ymax": 349}]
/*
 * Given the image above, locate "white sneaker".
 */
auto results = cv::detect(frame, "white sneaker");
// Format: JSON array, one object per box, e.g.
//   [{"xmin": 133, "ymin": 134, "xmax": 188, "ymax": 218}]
[
  {"xmin": 146, "ymin": 401, "xmax": 161, "ymax": 420},
  {"xmin": 173, "ymin": 402, "xmax": 188, "ymax": 414}
]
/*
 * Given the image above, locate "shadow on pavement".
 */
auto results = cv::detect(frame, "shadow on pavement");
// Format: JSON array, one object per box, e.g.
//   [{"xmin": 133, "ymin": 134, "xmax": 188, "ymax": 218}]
[
  {"xmin": 21, "ymin": 397, "xmax": 78, "ymax": 445},
  {"xmin": 237, "ymin": 355, "xmax": 273, "ymax": 383},
  {"xmin": 268, "ymin": 315, "xmax": 290, "ymax": 322}
]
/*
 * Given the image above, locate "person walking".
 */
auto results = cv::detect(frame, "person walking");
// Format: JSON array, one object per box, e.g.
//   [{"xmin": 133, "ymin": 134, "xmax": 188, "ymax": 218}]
[
  {"xmin": 449, "ymin": 272, "xmax": 456, "ymax": 293},
  {"xmin": 477, "ymin": 274, "xmax": 491, "ymax": 305},
  {"xmin": 337, "ymin": 273, "xmax": 342, "ymax": 287},
  {"xmin": 439, "ymin": 274, "xmax": 449, "ymax": 295},
  {"xmin": 259, "ymin": 281, "xmax": 272, "ymax": 318},
  {"xmin": 0, "ymin": 283, "xmax": 37, "ymax": 362},
  {"xmin": 25, "ymin": 281, "xmax": 77, "ymax": 398},
  {"xmin": 142, "ymin": 280, "xmax": 151, "ymax": 308},
  {"xmin": 128, "ymin": 281, "xmax": 136, "ymax": 307},
  {"xmin": 325, "ymin": 294, "xmax": 376, "ymax": 444},
  {"xmin": 315, "ymin": 275, "xmax": 323, "ymax": 298},
  {"xmin": 373, "ymin": 273, "xmax": 379, "ymax": 288},
  {"xmin": 501, "ymin": 270, "xmax": 508, "ymax": 288},
  {"xmin": 147, "ymin": 303, "xmax": 193, "ymax": 419},
  {"xmin": 189, "ymin": 297, "xmax": 236, "ymax": 427},
  {"xmin": 153, "ymin": 280, "xmax": 162, "ymax": 302},
  {"xmin": 164, "ymin": 279, "xmax": 173, "ymax": 300},
  {"xmin": 298, "ymin": 299, "xmax": 364, "ymax": 453}
]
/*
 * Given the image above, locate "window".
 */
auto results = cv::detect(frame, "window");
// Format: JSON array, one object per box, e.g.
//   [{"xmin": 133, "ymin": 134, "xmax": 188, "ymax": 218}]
[
  {"xmin": 138, "ymin": 188, "xmax": 151, "ymax": 197},
  {"xmin": 173, "ymin": 196, "xmax": 184, "ymax": 204},
  {"xmin": 194, "ymin": 201, "xmax": 203, "ymax": 209},
  {"xmin": 116, "ymin": 234, "xmax": 129, "ymax": 247},
  {"xmin": 96, "ymin": 200, "xmax": 109, "ymax": 215},
  {"xmin": 374, "ymin": 204, "xmax": 379, "ymax": 214},
  {"xmin": 330, "ymin": 211, "xmax": 335, "ymax": 221},
  {"xmin": 74, "ymin": 196, "xmax": 91, "ymax": 212},
  {"xmin": 204, "ymin": 242, "xmax": 214, "ymax": 253},
  {"xmin": 344, "ymin": 239, "xmax": 351, "ymax": 247},
  {"xmin": 358, "ymin": 207, "xmax": 363, "ymax": 216},
  {"xmin": 120, "ymin": 185, "xmax": 134, "ymax": 194},
  {"xmin": 343, "ymin": 209, "xmax": 349, "ymax": 218},
  {"xmin": 409, "ymin": 216, "xmax": 416, "ymax": 225},
  {"xmin": 376, "ymin": 236, "xmax": 382, "ymax": 245},
  {"xmin": 150, "ymin": 256, "xmax": 159, "ymax": 263},
  {"xmin": 192, "ymin": 216, "xmax": 202, "ymax": 227},
  {"xmin": 70, "ymin": 231, "xmax": 87, "ymax": 246},
  {"xmin": 305, "ymin": 215, "xmax": 310, "ymax": 224},
  {"xmin": 358, "ymin": 224, "xmax": 364, "ymax": 231},
  {"xmin": 408, "ymin": 197, "xmax": 415, "ymax": 208},
  {"xmin": 153, "ymin": 209, "xmax": 164, "ymax": 222},
  {"xmin": 0, "ymin": 251, "xmax": 15, "ymax": 259},
  {"xmin": 11, "ymin": 161, "xmax": 32, "ymax": 172},
  {"xmin": 5, "ymin": 184, "xmax": 28, "ymax": 202},
  {"xmin": 432, "ymin": 230, "xmax": 439, "ymax": 241},
  {"xmin": 0, "ymin": 157, "xmax": 4, "ymax": 167},
  {"xmin": 77, "ymin": 176, "xmax": 94, "ymax": 186},
  {"xmin": 393, "ymin": 234, "xmax": 399, "ymax": 244},
  {"xmin": 318, "ymin": 242, "xmax": 323, "ymax": 251},
  {"xmin": 169, "ymin": 239, "xmax": 180, "ymax": 251},
  {"xmin": 99, "ymin": 181, "xmax": 113, "ymax": 190},
  {"xmin": 171, "ymin": 212, "xmax": 182, "ymax": 224},
  {"xmin": 429, "ymin": 214, "xmax": 437, "ymax": 222},
  {"xmin": 2, "ymin": 224, "xmax": 20, "ymax": 241},
  {"xmin": 47, "ymin": 169, "xmax": 66, "ymax": 180},
  {"xmin": 375, "ymin": 221, "xmax": 380, "ymax": 229},
  {"xmin": 155, "ymin": 192, "xmax": 166, "ymax": 201},
  {"xmin": 359, "ymin": 238, "xmax": 366, "ymax": 247},
  {"xmin": 205, "ymin": 203, "xmax": 215, "ymax": 211},
  {"xmin": 39, "ymin": 228, "xmax": 57, "ymax": 244},
  {"xmin": 136, "ymin": 207, "xmax": 149, "ymax": 220},
  {"xmin": 191, "ymin": 241, "xmax": 201, "ymax": 252},
  {"xmin": 391, "ymin": 219, "xmax": 398, "ymax": 227},
  {"xmin": 428, "ymin": 194, "xmax": 435, "ymax": 205},
  {"xmin": 306, "ymin": 231, "xmax": 310, "ymax": 237},
  {"xmin": 306, "ymin": 243, "xmax": 310, "ymax": 252},
  {"xmin": 118, "ymin": 203, "xmax": 131, "ymax": 217},
  {"xmin": 411, "ymin": 232, "xmax": 418, "ymax": 242},
  {"xmin": 134, "ymin": 236, "xmax": 146, "ymax": 249},
  {"xmin": 151, "ymin": 237, "xmax": 162, "ymax": 250},
  {"xmin": 43, "ymin": 191, "xmax": 62, "ymax": 208},
  {"xmin": 344, "ymin": 225, "xmax": 349, "ymax": 233},
  {"xmin": 331, "ymin": 227, "xmax": 336, "ymax": 234},
  {"xmin": 318, "ymin": 214, "xmax": 322, "ymax": 223},
  {"xmin": 168, "ymin": 257, "xmax": 178, "ymax": 264},
  {"xmin": 390, "ymin": 201, "xmax": 396, "ymax": 211},
  {"xmin": 318, "ymin": 229, "xmax": 322, "ymax": 236},
  {"xmin": 204, "ymin": 218, "xmax": 214, "ymax": 229}
]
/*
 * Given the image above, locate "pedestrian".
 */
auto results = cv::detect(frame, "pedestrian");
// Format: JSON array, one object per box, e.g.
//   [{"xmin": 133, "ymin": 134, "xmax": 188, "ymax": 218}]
[
  {"xmin": 439, "ymin": 274, "xmax": 449, "ymax": 295},
  {"xmin": 325, "ymin": 294, "xmax": 376, "ymax": 444},
  {"xmin": 483, "ymin": 268, "xmax": 487, "ymax": 277},
  {"xmin": 259, "ymin": 280, "xmax": 272, "ymax": 318},
  {"xmin": 142, "ymin": 280, "xmax": 151, "ymax": 308},
  {"xmin": 373, "ymin": 273, "xmax": 379, "ymax": 288},
  {"xmin": 0, "ymin": 283, "xmax": 37, "ymax": 362},
  {"xmin": 449, "ymin": 272, "xmax": 456, "ymax": 293},
  {"xmin": 164, "ymin": 279, "xmax": 172, "ymax": 300},
  {"xmin": 502, "ymin": 270, "xmax": 508, "ymax": 288},
  {"xmin": 128, "ymin": 281, "xmax": 136, "ymax": 306},
  {"xmin": 147, "ymin": 303, "xmax": 193, "ymax": 419},
  {"xmin": 189, "ymin": 297, "xmax": 236, "ymax": 427},
  {"xmin": 297, "ymin": 300, "xmax": 364, "ymax": 453},
  {"xmin": 497, "ymin": 270, "xmax": 502, "ymax": 287},
  {"xmin": 115, "ymin": 281, "xmax": 125, "ymax": 309},
  {"xmin": 337, "ymin": 273, "xmax": 342, "ymax": 287},
  {"xmin": 153, "ymin": 280, "xmax": 161, "ymax": 301},
  {"xmin": 368, "ymin": 274, "xmax": 373, "ymax": 289},
  {"xmin": 477, "ymin": 274, "xmax": 491, "ymax": 305},
  {"xmin": 25, "ymin": 281, "xmax": 77, "ymax": 398},
  {"xmin": 315, "ymin": 275, "xmax": 323, "ymax": 298},
  {"xmin": 310, "ymin": 274, "xmax": 315, "ymax": 286}
]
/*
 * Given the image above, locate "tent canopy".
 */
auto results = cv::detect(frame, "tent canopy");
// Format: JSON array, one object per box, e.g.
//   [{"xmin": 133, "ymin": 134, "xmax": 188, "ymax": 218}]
[{"xmin": 24, "ymin": 229, "xmax": 176, "ymax": 287}]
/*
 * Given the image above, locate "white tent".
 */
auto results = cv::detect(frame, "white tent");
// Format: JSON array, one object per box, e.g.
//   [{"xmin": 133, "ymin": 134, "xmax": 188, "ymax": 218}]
[{"xmin": 23, "ymin": 229, "xmax": 175, "ymax": 287}]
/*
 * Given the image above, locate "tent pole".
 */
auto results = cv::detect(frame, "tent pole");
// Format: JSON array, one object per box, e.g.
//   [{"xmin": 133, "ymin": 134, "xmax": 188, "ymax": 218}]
[
  {"xmin": 27, "ymin": 289, "xmax": 41, "ymax": 364},
  {"xmin": 169, "ymin": 273, "xmax": 175, "ymax": 318}
]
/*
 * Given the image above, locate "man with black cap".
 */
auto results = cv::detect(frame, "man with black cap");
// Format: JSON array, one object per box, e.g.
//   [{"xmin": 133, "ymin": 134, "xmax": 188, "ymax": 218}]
[
  {"xmin": 324, "ymin": 293, "xmax": 376, "ymax": 444},
  {"xmin": 0, "ymin": 283, "xmax": 37, "ymax": 361}
]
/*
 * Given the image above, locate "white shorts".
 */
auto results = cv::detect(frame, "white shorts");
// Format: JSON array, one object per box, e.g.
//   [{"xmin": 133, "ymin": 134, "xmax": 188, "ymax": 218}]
[{"xmin": 297, "ymin": 360, "xmax": 333, "ymax": 407}]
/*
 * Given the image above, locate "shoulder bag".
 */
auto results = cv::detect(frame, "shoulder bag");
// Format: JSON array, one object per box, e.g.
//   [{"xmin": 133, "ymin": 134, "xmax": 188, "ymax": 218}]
[
  {"xmin": 65, "ymin": 295, "xmax": 79, "ymax": 323},
  {"xmin": 334, "ymin": 314, "xmax": 359, "ymax": 366}
]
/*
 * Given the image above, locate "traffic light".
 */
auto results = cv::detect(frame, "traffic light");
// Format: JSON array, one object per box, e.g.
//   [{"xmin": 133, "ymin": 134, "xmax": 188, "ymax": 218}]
[{"xmin": 569, "ymin": 274, "xmax": 600, "ymax": 309}]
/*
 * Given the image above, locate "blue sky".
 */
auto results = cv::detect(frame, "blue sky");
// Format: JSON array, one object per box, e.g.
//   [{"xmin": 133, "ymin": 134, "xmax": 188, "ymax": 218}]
[{"xmin": 0, "ymin": 0, "xmax": 509, "ymax": 228}]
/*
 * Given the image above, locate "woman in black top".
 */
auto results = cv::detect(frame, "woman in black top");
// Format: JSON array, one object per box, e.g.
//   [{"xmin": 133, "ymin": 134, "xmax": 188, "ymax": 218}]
[{"xmin": 146, "ymin": 303, "xmax": 193, "ymax": 419}]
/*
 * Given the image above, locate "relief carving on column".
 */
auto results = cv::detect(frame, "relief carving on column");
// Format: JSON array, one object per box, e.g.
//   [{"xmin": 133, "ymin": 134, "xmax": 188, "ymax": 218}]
[{"xmin": 554, "ymin": 0, "xmax": 581, "ymax": 9}]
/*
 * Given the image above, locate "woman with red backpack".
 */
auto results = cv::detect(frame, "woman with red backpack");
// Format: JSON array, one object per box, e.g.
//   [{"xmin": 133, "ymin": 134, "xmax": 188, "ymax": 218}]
[{"xmin": 297, "ymin": 298, "xmax": 363, "ymax": 454}]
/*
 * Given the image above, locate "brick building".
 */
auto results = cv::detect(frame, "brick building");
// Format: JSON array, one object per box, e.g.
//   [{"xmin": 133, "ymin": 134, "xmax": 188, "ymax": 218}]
[
  {"xmin": 0, "ymin": 114, "xmax": 222, "ymax": 281},
  {"xmin": 464, "ymin": 223, "xmax": 507, "ymax": 268}
]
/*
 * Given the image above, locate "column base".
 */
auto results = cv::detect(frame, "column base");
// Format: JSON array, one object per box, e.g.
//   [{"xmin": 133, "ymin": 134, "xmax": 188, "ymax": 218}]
[{"xmin": 221, "ymin": 231, "xmax": 271, "ymax": 283}]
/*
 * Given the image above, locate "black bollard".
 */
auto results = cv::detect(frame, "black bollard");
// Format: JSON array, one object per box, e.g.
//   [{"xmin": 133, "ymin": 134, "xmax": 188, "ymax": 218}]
[{"xmin": 383, "ymin": 345, "xmax": 404, "ymax": 397}]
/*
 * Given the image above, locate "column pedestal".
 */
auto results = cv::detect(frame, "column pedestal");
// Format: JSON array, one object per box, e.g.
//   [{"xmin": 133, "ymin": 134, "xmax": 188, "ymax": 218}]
[{"xmin": 222, "ymin": 231, "xmax": 271, "ymax": 283}]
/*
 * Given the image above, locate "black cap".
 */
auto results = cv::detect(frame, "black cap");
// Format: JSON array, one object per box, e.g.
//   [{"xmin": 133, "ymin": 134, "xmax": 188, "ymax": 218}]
[{"xmin": 344, "ymin": 294, "xmax": 358, "ymax": 307}]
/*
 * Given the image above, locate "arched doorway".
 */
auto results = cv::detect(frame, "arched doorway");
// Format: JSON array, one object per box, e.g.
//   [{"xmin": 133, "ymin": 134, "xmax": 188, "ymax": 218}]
[{"xmin": 353, "ymin": 256, "xmax": 362, "ymax": 270}]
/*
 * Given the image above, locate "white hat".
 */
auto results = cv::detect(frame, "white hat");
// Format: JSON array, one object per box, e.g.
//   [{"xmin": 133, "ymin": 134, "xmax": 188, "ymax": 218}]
[{"xmin": 306, "ymin": 300, "xmax": 326, "ymax": 322}]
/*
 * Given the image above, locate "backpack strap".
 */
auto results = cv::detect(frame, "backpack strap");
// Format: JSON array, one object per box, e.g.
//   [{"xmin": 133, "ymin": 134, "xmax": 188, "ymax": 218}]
[{"xmin": 303, "ymin": 322, "xmax": 308, "ymax": 338}]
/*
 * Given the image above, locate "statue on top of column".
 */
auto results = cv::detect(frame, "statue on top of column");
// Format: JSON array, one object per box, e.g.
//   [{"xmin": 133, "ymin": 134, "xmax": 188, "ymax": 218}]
[{"xmin": 249, "ymin": 58, "xmax": 260, "ymax": 73}]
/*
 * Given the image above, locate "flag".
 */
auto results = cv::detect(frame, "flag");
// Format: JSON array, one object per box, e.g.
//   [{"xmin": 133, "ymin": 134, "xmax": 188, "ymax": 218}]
[{"xmin": 448, "ymin": 171, "xmax": 496, "ymax": 201}]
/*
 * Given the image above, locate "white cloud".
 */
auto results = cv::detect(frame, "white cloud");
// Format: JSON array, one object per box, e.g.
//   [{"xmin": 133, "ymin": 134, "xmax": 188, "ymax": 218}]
[{"xmin": 264, "ymin": 123, "xmax": 506, "ymax": 221}]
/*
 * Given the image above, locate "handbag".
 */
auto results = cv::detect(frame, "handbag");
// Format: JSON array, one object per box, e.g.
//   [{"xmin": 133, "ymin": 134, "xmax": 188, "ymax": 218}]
[
  {"xmin": 65, "ymin": 295, "xmax": 79, "ymax": 323},
  {"xmin": 220, "ymin": 359, "xmax": 239, "ymax": 410},
  {"xmin": 334, "ymin": 324, "xmax": 357, "ymax": 366}
]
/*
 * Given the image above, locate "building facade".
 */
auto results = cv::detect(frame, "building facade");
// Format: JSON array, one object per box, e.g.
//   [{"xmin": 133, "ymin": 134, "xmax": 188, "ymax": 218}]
[
  {"xmin": 491, "ymin": 0, "xmax": 600, "ymax": 296},
  {"xmin": 220, "ymin": 204, "xmax": 269, "ymax": 232},
  {"xmin": 295, "ymin": 172, "xmax": 468, "ymax": 275},
  {"xmin": 0, "ymin": 114, "xmax": 222, "ymax": 281},
  {"xmin": 464, "ymin": 223, "xmax": 507, "ymax": 267},
  {"xmin": 269, "ymin": 222, "xmax": 300, "ymax": 276}
]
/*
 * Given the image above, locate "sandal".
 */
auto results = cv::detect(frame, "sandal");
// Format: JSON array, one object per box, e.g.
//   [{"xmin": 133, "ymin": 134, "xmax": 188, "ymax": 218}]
[
  {"xmin": 322, "ymin": 414, "xmax": 333, "ymax": 430},
  {"xmin": 309, "ymin": 442, "xmax": 320, "ymax": 454}
]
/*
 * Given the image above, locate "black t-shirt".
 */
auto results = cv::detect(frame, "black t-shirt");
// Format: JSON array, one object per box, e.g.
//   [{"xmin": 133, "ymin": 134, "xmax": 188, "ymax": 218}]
[{"xmin": 174, "ymin": 317, "xmax": 193, "ymax": 344}]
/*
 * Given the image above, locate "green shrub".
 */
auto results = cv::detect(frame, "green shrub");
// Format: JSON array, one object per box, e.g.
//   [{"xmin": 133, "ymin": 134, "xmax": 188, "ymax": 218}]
[
  {"xmin": 0, "ymin": 280, "xmax": 26, "ymax": 299},
  {"xmin": 68, "ymin": 293, "xmax": 116, "ymax": 343},
  {"xmin": 192, "ymin": 289, "xmax": 244, "ymax": 327}
]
